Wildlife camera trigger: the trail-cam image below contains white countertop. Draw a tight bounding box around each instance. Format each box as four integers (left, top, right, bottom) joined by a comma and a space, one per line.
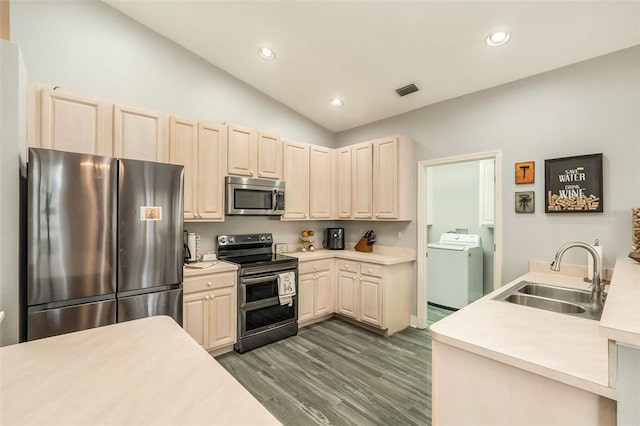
184, 260, 238, 277
0, 316, 280, 425
430, 270, 614, 399
599, 257, 640, 347
285, 245, 416, 265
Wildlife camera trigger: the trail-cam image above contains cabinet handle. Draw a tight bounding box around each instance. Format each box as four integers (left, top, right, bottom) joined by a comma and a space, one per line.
207, 281, 212, 286
368, 268, 372, 273
360, 277, 364, 281
344, 264, 349, 268
251, 170, 254, 175
313, 265, 317, 270
204, 295, 209, 300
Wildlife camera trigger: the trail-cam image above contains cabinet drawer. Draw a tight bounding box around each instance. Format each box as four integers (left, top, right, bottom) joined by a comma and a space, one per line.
299, 259, 333, 275
360, 262, 383, 278
338, 260, 358, 273
184, 272, 236, 294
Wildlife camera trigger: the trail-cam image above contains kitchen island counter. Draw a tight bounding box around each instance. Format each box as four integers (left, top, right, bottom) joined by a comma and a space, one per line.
0, 316, 279, 426
430, 269, 613, 398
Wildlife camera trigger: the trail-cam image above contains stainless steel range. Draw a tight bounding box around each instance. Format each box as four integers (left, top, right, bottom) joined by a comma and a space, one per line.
215, 233, 298, 353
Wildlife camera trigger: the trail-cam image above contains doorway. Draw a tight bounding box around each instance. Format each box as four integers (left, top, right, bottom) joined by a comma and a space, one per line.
415, 151, 502, 329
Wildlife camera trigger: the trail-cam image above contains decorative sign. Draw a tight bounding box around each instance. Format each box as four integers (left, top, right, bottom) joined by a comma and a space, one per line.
545, 153, 603, 213
515, 191, 535, 213
515, 161, 535, 184
140, 206, 162, 221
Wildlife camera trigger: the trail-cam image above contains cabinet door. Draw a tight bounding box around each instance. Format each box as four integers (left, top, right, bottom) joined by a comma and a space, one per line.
479, 159, 495, 226
257, 131, 282, 179
169, 116, 198, 220
207, 287, 236, 350
227, 124, 256, 177
198, 122, 227, 221
337, 271, 358, 319
360, 274, 383, 328
183, 291, 208, 348
336, 147, 352, 219
373, 137, 398, 219
282, 140, 310, 220
114, 104, 168, 162
315, 270, 333, 316
298, 273, 315, 322
39, 87, 112, 156
352, 142, 373, 219
309, 145, 332, 219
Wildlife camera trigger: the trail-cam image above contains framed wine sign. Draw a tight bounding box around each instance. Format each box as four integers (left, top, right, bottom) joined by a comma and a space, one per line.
545, 153, 603, 213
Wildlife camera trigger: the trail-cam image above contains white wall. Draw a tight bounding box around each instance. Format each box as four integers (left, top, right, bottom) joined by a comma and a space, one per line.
0, 41, 27, 346
10, 1, 334, 147
427, 161, 494, 294
336, 46, 640, 284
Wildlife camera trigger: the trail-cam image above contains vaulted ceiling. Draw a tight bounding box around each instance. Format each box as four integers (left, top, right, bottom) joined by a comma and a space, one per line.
104, 1, 640, 132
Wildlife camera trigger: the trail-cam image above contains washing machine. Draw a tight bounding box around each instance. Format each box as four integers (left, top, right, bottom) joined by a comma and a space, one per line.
427, 233, 483, 309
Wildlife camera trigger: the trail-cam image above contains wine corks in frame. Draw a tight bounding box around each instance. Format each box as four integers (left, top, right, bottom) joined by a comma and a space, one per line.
544, 153, 603, 213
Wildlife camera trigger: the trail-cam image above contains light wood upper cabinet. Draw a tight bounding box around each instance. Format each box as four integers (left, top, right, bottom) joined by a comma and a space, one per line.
113, 104, 168, 163
338, 135, 413, 221
373, 137, 399, 219
309, 145, 333, 219
227, 125, 283, 180
170, 115, 226, 221
336, 147, 352, 219
197, 122, 227, 221
352, 142, 373, 219
226, 124, 256, 177
169, 116, 198, 219
38, 87, 113, 156
282, 140, 309, 220
256, 131, 282, 179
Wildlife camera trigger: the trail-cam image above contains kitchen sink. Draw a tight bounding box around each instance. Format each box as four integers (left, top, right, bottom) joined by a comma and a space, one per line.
493, 281, 604, 321
517, 283, 592, 304
503, 294, 585, 314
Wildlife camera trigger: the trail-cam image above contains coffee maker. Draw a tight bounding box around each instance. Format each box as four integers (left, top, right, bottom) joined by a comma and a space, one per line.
325, 228, 345, 250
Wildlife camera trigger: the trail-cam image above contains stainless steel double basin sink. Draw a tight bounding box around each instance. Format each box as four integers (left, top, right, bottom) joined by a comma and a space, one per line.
493, 281, 604, 321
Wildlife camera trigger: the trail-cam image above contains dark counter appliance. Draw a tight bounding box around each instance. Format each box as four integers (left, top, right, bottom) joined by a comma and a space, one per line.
325, 228, 345, 250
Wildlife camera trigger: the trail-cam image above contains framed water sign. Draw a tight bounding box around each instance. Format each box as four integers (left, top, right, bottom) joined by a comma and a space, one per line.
545, 153, 603, 213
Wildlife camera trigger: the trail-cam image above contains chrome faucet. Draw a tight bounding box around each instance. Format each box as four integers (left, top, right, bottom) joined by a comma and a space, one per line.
550, 242, 604, 308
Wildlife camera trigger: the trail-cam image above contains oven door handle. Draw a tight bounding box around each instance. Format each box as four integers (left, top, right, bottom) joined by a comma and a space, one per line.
242, 274, 280, 285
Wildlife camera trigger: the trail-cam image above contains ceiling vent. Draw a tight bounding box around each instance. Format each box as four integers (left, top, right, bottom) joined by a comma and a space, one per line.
395, 83, 419, 97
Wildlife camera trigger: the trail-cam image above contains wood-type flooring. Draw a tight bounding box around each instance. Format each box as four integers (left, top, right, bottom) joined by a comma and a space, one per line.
215, 306, 453, 426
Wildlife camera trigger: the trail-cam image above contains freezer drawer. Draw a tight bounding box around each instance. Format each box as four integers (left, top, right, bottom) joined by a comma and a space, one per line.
117, 288, 183, 325
27, 299, 116, 341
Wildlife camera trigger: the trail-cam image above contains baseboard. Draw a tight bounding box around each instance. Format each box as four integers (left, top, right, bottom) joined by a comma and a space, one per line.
410, 315, 417, 328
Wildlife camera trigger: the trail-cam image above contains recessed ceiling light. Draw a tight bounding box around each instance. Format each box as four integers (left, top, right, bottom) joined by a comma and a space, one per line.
329, 98, 344, 107
486, 31, 510, 47
258, 47, 275, 60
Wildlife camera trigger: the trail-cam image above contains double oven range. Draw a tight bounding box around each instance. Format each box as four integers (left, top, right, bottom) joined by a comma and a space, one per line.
216, 233, 298, 353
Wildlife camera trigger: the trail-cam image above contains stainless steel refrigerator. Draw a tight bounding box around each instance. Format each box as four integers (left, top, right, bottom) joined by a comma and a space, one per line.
26, 148, 184, 341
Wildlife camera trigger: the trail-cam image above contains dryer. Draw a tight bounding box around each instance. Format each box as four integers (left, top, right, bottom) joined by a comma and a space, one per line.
427, 233, 483, 309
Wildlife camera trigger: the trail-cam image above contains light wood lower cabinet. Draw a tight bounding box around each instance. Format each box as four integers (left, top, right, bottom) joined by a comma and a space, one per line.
183, 271, 236, 355
298, 259, 334, 326
336, 259, 411, 335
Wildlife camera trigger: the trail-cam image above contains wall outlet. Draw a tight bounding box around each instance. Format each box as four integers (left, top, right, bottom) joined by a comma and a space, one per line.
397, 231, 404, 240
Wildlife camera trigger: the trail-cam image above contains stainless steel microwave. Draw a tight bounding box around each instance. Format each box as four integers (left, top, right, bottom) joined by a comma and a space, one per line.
225, 176, 285, 216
